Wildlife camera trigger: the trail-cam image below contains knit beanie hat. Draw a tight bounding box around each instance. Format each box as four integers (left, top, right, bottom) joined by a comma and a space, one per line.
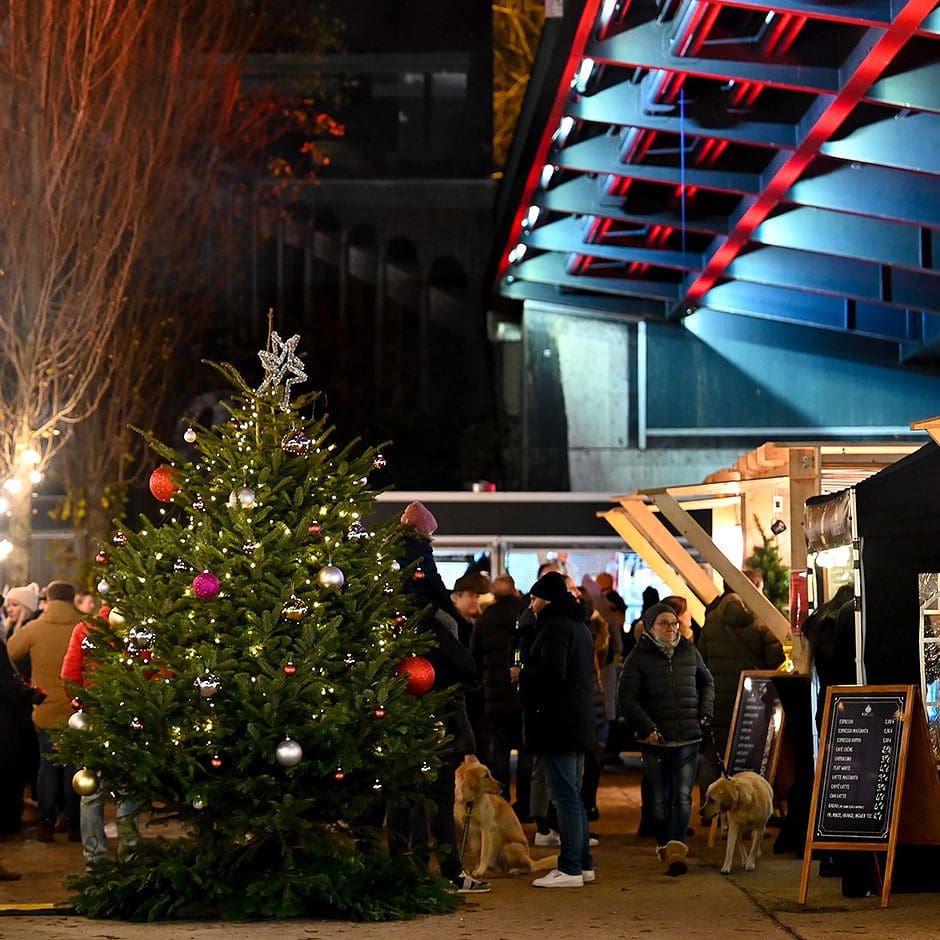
4, 581, 40, 613
529, 570, 570, 604
400, 501, 438, 537
642, 602, 677, 633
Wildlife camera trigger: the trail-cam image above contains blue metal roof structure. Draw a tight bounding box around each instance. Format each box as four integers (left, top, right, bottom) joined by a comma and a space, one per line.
492, 0, 940, 365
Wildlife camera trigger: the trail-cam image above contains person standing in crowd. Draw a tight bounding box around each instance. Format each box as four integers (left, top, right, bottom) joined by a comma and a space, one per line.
590, 573, 625, 724
512, 561, 561, 838
618, 602, 714, 876
577, 589, 610, 824
392, 502, 489, 894
450, 573, 489, 647
662, 595, 700, 644
74, 591, 97, 616
61, 608, 142, 868
469, 573, 526, 807
3, 582, 41, 643
6, 580, 83, 842
629, 585, 661, 650
521, 570, 596, 888
697, 592, 784, 799
0, 641, 41, 842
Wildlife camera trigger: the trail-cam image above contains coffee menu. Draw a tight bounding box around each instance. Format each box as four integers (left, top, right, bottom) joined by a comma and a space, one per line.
727, 674, 783, 777
814, 691, 906, 842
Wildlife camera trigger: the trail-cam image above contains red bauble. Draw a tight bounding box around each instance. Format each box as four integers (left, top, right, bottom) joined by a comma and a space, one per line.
283, 662, 298, 676
396, 656, 435, 696
149, 466, 180, 502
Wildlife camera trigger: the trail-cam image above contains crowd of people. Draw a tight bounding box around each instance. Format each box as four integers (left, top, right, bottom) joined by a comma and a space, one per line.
0, 578, 119, 881
0, 505, 785, 895
394, 501, 786, 892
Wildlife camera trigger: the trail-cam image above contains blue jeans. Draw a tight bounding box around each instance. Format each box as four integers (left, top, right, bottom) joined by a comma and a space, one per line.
541, 751, 592, 876
36, 727, 78, 827
81, 787, 142, 864
641, 743, 700, 845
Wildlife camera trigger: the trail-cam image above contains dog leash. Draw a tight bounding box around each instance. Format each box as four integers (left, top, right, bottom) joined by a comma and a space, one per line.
457, 800, 474, 866
706, 724, 731, 779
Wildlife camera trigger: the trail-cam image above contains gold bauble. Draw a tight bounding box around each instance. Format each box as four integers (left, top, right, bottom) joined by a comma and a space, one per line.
72, 768, 99, 796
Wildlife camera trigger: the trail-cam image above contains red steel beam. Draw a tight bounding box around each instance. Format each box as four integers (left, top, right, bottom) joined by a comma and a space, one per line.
496, 0, 604, 281
685, 0, 937, 307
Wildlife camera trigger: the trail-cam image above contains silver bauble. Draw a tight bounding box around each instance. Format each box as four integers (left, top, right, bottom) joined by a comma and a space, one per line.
129, 716, 144, 733
373, 453, 387, 469
108, 608, 126, 628
281, 429, 311, 457
68, 710, 90, 731
347, 521, 369, 541
192, 798, 206, 810
183, 427, 197, 444
127, 625, 154, 651
229, 486, 256, 510
317, 564, 344, 590
194, 674, 221, 698
275, 738, 303, 767
97, 578, 111, 595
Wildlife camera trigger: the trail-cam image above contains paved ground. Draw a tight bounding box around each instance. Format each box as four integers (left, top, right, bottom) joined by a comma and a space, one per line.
1, 759, 938, 939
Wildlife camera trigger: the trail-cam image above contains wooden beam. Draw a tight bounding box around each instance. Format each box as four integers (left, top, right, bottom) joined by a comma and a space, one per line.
599, 507, 708, 627
649, 491, 792, 644
910, 415, 940, 446
617, 498, 719, 607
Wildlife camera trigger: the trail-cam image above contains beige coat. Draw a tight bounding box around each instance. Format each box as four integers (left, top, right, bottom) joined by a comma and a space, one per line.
6, 599, 83, 729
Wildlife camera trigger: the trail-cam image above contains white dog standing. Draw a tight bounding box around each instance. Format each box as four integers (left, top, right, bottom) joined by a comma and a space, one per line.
700, 771, 774, 874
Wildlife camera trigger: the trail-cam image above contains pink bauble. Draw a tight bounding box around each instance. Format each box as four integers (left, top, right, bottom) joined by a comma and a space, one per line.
192, 571, 221, 600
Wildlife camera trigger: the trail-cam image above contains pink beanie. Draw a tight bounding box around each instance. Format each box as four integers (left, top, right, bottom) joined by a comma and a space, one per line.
401, 501, 438, 537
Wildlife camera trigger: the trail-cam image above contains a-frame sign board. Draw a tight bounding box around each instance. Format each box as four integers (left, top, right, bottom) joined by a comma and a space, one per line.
798, 685, 940, 908
708, 670, 787, 847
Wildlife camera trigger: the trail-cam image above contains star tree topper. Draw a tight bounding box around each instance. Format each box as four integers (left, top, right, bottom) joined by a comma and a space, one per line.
257, 332, 307, 410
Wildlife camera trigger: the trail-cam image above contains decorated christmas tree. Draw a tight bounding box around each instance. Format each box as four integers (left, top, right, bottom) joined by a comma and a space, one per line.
55, 333, 457, 920
746, 516, 790, 614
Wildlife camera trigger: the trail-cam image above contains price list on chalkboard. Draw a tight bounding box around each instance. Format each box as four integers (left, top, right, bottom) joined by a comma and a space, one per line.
815, 692, 906, 842
728, 674, 783, 776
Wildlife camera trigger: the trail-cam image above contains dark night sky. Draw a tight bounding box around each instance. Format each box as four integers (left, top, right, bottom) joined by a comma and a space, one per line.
329, 0, 491, 52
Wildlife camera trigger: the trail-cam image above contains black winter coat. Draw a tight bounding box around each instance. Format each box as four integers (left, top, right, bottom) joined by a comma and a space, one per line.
617, 634, 715, 744
470, 593, 526, 723
522, 592, 597, 754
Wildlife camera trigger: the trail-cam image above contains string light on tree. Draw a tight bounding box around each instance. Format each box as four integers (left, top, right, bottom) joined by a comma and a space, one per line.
51, 336, 454, 921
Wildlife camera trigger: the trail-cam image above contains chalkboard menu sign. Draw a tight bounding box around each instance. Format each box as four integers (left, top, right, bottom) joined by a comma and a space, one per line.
799, 684, 940, 908
814, 691, 904, 842
726, 672, 784, 778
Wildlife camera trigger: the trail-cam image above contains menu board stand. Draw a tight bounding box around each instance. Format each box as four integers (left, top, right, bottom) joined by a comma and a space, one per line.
798, 685, 940, 908
707, 670, 787, 848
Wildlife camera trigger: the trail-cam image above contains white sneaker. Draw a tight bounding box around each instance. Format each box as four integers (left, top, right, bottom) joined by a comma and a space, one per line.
582, 869, 596, 883
534, 829, 561, 847
533, 869, 584, 888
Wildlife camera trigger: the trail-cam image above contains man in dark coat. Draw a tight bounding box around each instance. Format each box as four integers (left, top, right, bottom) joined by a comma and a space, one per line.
522, 571, 596, 888
469, 574, 526, 800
